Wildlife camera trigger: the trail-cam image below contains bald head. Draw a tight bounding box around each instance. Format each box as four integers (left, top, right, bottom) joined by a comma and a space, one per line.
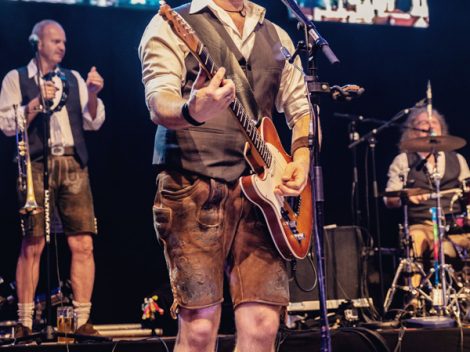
31, 19, 65, 41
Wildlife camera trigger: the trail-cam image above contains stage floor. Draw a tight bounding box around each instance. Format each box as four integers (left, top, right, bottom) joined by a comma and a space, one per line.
1, 327, 469, 351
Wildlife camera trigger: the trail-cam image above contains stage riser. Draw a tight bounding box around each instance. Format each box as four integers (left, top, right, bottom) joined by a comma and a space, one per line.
1, 328, 469, 352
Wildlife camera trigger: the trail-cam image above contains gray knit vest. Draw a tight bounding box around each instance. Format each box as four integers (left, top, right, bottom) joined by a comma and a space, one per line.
152, 4, 284, 182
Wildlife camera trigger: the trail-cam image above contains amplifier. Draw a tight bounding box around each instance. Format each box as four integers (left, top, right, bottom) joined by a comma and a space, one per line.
288, 225, 369, 311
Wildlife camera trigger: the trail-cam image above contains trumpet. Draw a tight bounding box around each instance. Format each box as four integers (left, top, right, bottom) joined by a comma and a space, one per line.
15, 104, 43, 215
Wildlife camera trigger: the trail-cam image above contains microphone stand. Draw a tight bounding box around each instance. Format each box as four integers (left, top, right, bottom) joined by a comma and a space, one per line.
348, 104, 422, 310
280, 1, 339, 350
348, 118, 361, 226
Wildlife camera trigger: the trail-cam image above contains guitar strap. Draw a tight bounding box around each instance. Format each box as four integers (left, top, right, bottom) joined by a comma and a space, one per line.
178, 5, 263, 124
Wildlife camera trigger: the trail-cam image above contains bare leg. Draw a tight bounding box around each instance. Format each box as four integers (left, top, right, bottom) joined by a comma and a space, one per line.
67, 233, 95, 303
174, 304, 221, 352
16, 236, 46, 304
234, 303, 281, 352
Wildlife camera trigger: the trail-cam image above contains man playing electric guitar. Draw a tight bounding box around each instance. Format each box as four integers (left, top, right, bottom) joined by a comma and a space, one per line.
139, 1, 313, 350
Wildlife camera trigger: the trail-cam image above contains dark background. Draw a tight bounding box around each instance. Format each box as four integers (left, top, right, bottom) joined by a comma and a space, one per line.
1, 0, 469, 326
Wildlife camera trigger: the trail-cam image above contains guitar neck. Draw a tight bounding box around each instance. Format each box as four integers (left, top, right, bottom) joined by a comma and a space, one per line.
196, 44, 272, 167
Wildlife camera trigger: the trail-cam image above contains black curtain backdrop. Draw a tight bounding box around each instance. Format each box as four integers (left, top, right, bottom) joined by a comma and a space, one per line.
1, 0, 469, 325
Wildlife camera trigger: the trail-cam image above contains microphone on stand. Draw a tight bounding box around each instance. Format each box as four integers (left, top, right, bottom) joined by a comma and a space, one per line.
426, 80, 435, 136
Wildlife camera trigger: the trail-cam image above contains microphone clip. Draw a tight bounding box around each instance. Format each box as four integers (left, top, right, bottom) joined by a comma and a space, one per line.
288, 40, 307, 64
330, 84, 365, 102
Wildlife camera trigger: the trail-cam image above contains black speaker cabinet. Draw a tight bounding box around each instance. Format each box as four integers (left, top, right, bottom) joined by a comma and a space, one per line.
288, 225, 370, 311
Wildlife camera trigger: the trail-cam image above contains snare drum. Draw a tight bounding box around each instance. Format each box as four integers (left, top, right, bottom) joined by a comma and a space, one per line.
446, 212, 470, 234
461, 178, 470, 212
446, 178, 470, 234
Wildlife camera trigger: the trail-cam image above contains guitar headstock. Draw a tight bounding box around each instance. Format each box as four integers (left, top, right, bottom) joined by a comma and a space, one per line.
159, 1, 200, 54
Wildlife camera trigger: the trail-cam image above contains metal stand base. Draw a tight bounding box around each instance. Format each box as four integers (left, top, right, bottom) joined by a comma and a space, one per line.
403, 316, 456, 328
383, 258, 431, 313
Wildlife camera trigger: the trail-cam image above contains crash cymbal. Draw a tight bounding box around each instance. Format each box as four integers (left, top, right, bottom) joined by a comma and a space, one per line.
400, 135, 466, 152
382, 188, 428, 198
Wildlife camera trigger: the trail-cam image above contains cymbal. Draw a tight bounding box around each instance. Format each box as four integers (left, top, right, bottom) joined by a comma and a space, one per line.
382, 188, 428, 198
400, 135, 466, 152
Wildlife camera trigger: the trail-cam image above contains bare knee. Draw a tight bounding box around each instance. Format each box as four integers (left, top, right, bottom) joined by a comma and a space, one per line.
68, 234, 94, 258
19, 237, 45, 261
235, 303, 280, 344
178, 305, 221, 350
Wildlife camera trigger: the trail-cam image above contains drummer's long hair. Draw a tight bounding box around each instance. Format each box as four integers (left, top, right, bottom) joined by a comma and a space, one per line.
399, 107, 449, 151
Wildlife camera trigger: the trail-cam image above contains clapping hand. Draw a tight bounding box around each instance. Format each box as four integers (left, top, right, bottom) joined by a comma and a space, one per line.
86, 66, 104, 95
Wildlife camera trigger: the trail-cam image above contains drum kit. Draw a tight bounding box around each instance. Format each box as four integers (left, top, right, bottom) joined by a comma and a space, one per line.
383, 134, 470, 326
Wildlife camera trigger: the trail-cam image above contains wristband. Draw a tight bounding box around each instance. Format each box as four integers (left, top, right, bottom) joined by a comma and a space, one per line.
291, 136, 310, 155
181, 102, 204, 126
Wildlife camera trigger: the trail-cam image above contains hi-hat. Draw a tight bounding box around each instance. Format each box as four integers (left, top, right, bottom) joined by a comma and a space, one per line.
382, 188, 428, 198
400, 135, 466, 152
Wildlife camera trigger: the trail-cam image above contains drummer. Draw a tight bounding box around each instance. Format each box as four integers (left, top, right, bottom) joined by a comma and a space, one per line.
384, 107, 470, 284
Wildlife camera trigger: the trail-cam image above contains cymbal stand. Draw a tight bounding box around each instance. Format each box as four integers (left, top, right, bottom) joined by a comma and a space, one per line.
422, 150, 462, 322
383, 192, 431, 314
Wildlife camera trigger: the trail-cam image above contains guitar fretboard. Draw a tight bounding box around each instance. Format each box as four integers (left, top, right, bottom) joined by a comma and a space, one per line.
197, 44, 272, 168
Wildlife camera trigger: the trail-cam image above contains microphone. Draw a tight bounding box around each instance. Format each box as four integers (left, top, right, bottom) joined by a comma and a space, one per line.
415, 159, 427, 172
29, 34, 39, 51
279, 0, 339, 65
426, 80, 435, 135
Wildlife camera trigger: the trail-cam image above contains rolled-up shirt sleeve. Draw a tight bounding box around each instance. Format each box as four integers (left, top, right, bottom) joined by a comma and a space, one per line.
138, 14, 189, 115
0, 69, 26, 137
457, 153, 470, 181
73, 70, 105, 131
273, 25, 311, 129
386, 153, 409, 192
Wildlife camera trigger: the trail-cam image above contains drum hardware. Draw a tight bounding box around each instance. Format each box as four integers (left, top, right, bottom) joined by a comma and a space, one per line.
383, 194, 432, 314
395, 142, 462, 327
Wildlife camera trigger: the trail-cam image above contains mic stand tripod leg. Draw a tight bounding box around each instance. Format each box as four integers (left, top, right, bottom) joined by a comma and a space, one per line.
383, 257, 431, 315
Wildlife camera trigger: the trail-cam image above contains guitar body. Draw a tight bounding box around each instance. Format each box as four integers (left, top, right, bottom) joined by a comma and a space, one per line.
240, 117, 313, 260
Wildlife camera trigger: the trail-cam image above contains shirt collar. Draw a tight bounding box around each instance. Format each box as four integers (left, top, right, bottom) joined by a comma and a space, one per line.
189, 0, 266, 24
26, 59, 60, 79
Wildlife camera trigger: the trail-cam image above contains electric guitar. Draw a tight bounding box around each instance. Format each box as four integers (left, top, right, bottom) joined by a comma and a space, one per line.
159, 1, 313, 260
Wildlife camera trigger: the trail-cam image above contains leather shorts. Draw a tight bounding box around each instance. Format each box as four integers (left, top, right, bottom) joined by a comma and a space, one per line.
19, 156, 97, 237
152, 170, 289, 317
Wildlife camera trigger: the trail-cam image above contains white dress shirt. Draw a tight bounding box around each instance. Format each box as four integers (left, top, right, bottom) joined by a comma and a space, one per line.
0, 59, 105, 147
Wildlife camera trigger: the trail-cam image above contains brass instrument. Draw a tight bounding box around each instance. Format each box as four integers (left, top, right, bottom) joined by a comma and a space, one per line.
15, 104, 43, 215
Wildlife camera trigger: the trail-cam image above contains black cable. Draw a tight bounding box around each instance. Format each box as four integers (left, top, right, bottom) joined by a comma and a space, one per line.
291, 250, 318, 293
365, 145, 372, 235
340, 327, 391, 352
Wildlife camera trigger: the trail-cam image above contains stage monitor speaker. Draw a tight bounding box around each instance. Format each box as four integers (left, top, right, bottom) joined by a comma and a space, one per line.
288, 225, 369, 311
